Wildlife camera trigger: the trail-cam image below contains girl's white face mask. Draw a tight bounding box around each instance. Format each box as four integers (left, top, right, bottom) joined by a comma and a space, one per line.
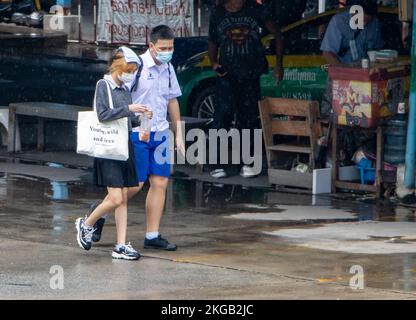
119, 72, 135, 84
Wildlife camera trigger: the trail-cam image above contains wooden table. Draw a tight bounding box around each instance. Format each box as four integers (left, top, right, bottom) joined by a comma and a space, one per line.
331, 122, 384, 198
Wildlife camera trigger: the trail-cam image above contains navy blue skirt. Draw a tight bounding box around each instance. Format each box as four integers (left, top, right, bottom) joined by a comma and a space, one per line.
93, 140, 138, 188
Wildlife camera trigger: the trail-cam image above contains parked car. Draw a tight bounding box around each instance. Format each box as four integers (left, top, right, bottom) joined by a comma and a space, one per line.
171, 36, 208, 69
176, 6, 409, 120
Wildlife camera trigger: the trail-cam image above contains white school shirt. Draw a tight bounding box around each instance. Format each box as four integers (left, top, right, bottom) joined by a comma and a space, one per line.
130, 49, 182, 133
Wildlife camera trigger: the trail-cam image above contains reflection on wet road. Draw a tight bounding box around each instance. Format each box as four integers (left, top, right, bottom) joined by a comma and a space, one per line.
0, 172, 415, 299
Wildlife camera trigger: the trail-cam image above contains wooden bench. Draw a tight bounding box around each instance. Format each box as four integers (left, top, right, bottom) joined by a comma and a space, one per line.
7, 102, 210, 154
7, 102, 91, 152
259, 97, 322, 189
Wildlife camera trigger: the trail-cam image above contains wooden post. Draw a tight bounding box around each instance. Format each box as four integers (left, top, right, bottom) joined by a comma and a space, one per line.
37, 118, 45, 152
376, 126, 384, 198
7, 105, 16, 153
331, 122, 338, 194
195, 181, 203, 209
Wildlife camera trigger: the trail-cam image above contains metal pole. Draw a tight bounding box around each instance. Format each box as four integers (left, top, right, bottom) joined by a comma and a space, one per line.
93, 0, 97, 43
145, 0, 148, 44
318, 0, 326, 13
128, 0, 132, 44
111, 0, 114, 44
78, 0, 82, 42
404, 0, 416, 188
198, 0, 201, 36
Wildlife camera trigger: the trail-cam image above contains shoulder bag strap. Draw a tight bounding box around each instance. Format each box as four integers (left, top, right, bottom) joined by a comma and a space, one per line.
93, 79, 114, 111
103, 79, 114, 109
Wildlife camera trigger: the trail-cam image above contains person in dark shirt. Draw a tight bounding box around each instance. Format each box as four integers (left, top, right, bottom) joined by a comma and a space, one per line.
319, 0, 383, 117
208, 0, 284, 178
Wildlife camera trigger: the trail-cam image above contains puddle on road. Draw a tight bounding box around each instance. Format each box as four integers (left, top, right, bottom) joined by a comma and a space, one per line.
266, 221, 416, 254
227, 206, 358, 222
1, 172, 415, 254
0, 172, 416, 292
0, 170, 416, 244
0, 171, 415, 222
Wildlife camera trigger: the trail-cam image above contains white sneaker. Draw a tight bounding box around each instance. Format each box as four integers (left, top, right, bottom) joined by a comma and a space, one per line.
112, 243, 140, 261
240, 165, 260, 178
210, 169, 227, 179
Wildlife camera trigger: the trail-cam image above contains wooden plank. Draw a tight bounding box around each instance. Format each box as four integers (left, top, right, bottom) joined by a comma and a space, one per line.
334, 181, 377, 193
268, 168, 313, 189
261, 98, 313, 117
269, 144, 311, 154
10, 102, 89, 111
15, 107, 84, 121
271, 120, 310, 136
308, 101, 321, 170
9, 102, 90, 121
259, 100, 274, 167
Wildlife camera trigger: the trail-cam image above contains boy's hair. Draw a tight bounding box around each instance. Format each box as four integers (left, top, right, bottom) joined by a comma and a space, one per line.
150, 25, 175, 44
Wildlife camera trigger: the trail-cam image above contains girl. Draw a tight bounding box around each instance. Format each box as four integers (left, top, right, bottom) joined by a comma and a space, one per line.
75, 47, 151, 260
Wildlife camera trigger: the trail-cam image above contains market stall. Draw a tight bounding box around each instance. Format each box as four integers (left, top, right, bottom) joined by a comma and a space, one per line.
329, 54, 411, 196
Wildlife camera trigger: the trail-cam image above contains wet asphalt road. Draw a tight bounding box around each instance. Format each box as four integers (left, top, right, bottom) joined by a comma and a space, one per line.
0, 164, 416, 300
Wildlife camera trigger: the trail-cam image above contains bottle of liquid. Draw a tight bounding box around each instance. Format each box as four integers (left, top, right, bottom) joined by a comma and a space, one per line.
384, 102, 408, 165
395, 102, 407, 121
139, 114, 151, 142
314, 121, 332, 168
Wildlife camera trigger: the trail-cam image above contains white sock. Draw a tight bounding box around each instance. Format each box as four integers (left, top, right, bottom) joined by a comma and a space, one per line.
83, 221, 94, 230
146, 232, 159, 240
115, 244, 125, 250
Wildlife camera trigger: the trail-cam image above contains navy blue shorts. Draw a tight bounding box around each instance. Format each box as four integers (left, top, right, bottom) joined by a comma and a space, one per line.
130, 130, 171, 183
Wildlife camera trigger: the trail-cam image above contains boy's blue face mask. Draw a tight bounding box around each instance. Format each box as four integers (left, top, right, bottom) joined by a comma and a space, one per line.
155, 50, 173, 64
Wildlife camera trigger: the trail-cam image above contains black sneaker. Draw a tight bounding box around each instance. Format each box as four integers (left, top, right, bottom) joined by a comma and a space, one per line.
112, 243, 141, 260
93, 218, 106, 242
75, 217, 95, 251
88, 201, 106, 243
144, 235, 178, 251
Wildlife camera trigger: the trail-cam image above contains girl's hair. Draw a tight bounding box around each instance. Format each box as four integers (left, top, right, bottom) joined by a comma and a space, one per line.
107, 50, 138, 74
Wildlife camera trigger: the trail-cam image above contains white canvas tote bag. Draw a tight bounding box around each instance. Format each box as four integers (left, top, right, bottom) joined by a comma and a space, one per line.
76, 80, 129, 161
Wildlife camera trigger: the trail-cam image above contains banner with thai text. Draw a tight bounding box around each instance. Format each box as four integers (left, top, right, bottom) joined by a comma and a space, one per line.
97, 0, 193, 44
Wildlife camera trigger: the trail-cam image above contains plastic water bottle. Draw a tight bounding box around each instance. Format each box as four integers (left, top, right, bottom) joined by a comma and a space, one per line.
139, 114, 151, 142
395, 102, 407, 121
